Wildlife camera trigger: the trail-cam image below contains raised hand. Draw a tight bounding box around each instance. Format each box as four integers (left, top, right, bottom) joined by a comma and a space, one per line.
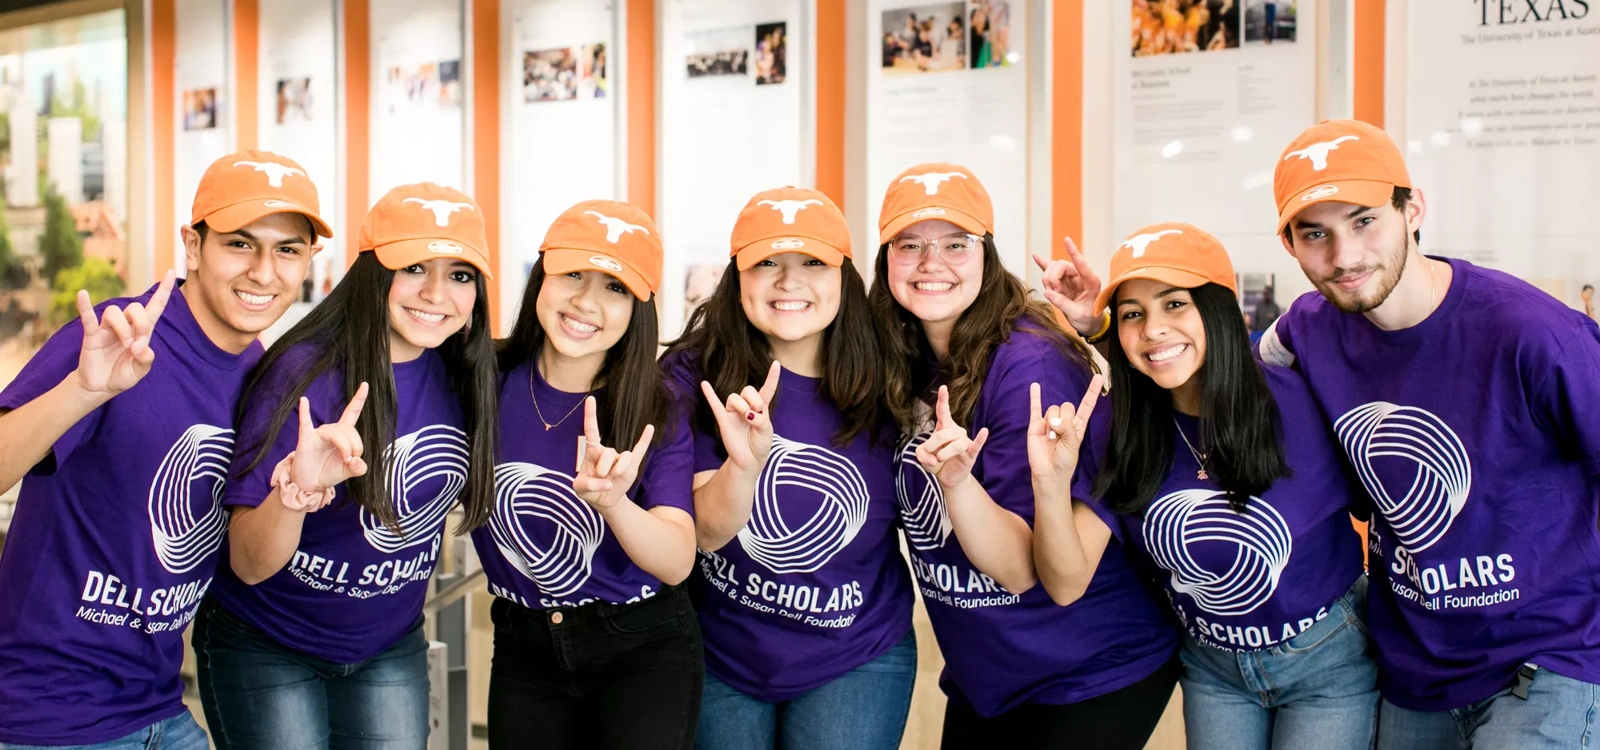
1027, 376, 1102, 481
699, 361, 780, 471
574, 396, 655, 510
916, 386, 990, 490
288, 382, 370, 502
74, 270, 177, 397
1032, 237, 1106, 337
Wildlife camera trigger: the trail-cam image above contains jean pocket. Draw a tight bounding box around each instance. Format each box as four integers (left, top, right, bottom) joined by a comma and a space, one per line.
1280, 605, 1357, 655
604, 594, 690, 636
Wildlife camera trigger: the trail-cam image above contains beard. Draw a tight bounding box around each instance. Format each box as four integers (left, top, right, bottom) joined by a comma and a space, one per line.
1313, 229, 1410, 314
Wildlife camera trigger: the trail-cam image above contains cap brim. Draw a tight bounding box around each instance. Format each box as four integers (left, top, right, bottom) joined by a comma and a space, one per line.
1276, 179, 1396, 234
1094, 267, 1216, 315
202, 198, 334, 239
879, 207, 988, 246
542, 247, 652, 301
734, 238, 846, 271
373, 238, 495, 280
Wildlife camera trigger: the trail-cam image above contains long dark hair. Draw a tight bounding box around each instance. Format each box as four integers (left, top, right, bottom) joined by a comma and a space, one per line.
663, 258, 884, 447
869, 233, 1094, 434
1093, 282, 1290, 514
235, 252, 499, 533
497, 258, 670, 452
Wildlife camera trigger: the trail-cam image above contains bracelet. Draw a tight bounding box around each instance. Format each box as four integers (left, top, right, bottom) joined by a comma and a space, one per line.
1084, 311, 1113, 344
271, 451, 337, 512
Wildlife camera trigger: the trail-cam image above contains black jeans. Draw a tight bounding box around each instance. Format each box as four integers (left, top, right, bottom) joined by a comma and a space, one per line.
939, 657, 1180, 750
487, 585, 704, 750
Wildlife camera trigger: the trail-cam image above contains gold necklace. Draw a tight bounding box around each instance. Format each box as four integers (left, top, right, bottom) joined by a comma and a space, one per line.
529, 363, 589, 431
1174, 418, 1209, 480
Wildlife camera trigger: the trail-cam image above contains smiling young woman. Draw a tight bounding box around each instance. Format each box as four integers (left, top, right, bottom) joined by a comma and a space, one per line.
193, 182, 499, 750
472, 200, 702, 750
868, 163, 1179, 749
1030, 222, 1377, 750
661, 187, 915, 750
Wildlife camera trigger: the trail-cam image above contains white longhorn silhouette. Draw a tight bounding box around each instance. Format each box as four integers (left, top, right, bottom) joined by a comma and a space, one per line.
1283, 136, 1359, 171
584, 210, 649, 243
404, 198, 475, 227
1120, 229, 1183, 258
758, 199, 823, 224
899, 172, 967, 196
233, 161, 303, 188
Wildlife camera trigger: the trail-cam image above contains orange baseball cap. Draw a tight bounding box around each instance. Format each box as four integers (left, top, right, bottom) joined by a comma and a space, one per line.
358, 183, 494, 279
877, 162, 994, 245
1274, 119, 1412, 233
539, 200, 663, 301
730, 187, 851, 271
191, 150, 332, 238
1093, 222, 1238, 314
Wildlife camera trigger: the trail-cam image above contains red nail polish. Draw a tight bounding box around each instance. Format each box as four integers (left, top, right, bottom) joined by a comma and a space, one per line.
746, 412, 756, 421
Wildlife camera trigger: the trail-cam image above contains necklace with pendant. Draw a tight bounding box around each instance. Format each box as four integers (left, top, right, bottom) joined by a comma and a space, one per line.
1174, 418, 1210, 480
529, 363, 589, 431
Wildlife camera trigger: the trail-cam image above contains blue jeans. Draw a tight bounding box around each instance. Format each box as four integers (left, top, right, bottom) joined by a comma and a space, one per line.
0, 714, 208, 750
191, 599, 431, 750
696, 630, 917, 750
1376, 668, 1600, 750
1179, 577, 1379, 750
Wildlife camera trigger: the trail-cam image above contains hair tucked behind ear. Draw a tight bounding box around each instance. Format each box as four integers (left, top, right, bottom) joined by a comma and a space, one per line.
868, 233, 1094, 435
663, 259, 886, 447
497, 258, 671, 452
1092, 283, 1290, 514
235, 252, 499, 535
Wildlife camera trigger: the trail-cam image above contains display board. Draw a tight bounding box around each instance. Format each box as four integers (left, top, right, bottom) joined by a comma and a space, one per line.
1405, 0, 1600, 310
1112, 0, 1318, 322
501, 0, 620, 331
865, 0, 1029, 274
370, 0, 467, 201
659, 0, 808, 335
173, 0, 230, 274
257, 0, 340, 344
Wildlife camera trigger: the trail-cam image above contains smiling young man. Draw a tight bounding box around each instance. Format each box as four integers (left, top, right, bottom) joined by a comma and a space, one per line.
1259, 119, 1600, 749
0, 150, 330, 749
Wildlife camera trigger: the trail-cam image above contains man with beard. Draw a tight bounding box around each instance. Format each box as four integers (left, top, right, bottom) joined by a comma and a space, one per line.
1260, 119, 1600, 750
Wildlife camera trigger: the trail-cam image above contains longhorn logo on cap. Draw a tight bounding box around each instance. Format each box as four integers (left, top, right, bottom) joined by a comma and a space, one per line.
234, 161, 304, 188
899, 172, 967, 195
405, 198, 475, 227
758, 199, 822, 224
583, 211, 650, 243
1283, 136, 1360, 171
1120, 229, 1183, 258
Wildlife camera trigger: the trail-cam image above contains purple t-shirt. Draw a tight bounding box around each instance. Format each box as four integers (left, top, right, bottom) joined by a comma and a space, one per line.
896, 325, 1177, 718
663, 353, 915, 702
471, 360, 695, 609
1077, 364, 1366, 652
210, 346, 466, 664
0, 283, 262, 745
1260, 257, 1600, 710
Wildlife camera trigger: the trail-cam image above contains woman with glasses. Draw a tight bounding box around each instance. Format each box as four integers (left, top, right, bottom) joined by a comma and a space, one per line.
870, 163, 1180, 749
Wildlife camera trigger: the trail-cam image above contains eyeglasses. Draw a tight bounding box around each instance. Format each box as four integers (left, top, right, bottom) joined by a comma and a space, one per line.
888, 233, 980, 265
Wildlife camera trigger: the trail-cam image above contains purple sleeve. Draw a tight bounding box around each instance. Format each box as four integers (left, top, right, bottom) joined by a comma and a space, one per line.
0, 319, 102, 471
636, 407, 696, 515
1258, 295, 1302, 367
223, 359, 338, 508
974, 340, 1090, 526
1071, 407, 1125, 543
660, 350, 723, 474
1530, 318, 1600, 477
